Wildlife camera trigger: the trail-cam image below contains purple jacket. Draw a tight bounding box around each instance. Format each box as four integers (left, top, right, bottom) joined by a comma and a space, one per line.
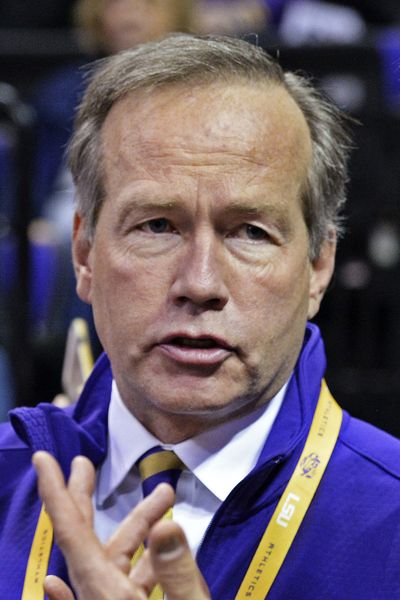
1, 324, 400, 598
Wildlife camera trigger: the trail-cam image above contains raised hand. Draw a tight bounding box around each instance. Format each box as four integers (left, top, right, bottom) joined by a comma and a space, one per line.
33, 452, 210, 600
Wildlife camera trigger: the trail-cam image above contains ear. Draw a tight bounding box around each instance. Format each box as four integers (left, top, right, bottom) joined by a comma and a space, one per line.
308, 232, 336, 320
72, 212, 93, 304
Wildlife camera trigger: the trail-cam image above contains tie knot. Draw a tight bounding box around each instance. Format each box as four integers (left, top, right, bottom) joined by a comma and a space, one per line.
137, 446, 185, 498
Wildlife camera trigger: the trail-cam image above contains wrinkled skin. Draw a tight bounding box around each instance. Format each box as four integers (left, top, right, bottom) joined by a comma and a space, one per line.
73, 81, 335, 443
34, 452, 210, 600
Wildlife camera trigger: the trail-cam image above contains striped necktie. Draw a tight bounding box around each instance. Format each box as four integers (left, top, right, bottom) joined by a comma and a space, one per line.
137, 446, 185, 500
132, 447, 185, 600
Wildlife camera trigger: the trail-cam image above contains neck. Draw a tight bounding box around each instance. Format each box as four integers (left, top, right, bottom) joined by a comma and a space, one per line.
122, 393, 278, 444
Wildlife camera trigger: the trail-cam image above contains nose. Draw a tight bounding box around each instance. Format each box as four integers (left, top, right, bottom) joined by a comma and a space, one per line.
170, 232, 229, 311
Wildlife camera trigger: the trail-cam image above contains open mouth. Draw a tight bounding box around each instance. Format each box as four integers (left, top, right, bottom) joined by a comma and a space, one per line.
169, 337, 222, 349
157, 335, 232, 365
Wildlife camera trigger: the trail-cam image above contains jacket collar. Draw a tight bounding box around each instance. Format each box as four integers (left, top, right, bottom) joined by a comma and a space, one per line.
206, 323, 327, 521
9, 324, 326, 481
255, 322, 327, 469
10, 353, 112, 476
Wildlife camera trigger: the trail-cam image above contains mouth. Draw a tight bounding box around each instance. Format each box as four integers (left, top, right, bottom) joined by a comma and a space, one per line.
156, 334, 233, 366
168, 336, 228, 349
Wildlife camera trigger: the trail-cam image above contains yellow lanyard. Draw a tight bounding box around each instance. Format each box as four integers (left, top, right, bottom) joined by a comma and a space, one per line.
130, 508, 174, 600
235, 380, 342, 599
21, 504, 53, 600
22, 381, 341, 600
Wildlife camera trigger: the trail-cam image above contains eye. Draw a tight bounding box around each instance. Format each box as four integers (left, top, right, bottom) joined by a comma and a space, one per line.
242, 224, 269, 241
141, 218, 174, 234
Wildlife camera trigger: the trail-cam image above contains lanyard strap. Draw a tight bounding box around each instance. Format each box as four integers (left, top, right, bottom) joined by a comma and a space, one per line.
130, 508, 174, 600
21, 504, 53, 600
235, 380, 342, 599
22, 381, 341, 600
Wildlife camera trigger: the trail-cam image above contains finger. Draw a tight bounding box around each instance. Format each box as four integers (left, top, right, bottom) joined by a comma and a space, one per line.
33, 452, 86, 539
33, 453, 151, 600
106, 483, 174, 572
149, 521, 210, 600
52, 394, 72, 408
129, 548, 157, 595
44, 575, 75, 600
68, 456, 96, 523
33, 451, 69, 512
33, 452, 99, 557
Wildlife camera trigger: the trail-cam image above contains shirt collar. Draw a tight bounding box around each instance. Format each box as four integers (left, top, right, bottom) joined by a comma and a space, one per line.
173, 384, 286, 500
96, 381, 159, 504
97, 379, 287, 505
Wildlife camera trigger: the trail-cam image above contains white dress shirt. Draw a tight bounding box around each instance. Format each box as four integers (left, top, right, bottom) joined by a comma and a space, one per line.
94, 380, 287, 556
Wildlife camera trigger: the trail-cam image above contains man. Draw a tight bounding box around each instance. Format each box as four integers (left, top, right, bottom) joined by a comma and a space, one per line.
1, 34, 400, 599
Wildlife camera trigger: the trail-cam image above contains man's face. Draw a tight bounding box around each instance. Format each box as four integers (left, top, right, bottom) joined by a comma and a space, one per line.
73, 81, 335, 441
101, 0, 184, 53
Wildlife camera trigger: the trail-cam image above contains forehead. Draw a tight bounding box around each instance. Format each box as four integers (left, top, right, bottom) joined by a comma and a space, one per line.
101, 80, 312, 189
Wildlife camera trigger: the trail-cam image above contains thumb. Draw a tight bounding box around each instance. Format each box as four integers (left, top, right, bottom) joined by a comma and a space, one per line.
149, 521, 210, 600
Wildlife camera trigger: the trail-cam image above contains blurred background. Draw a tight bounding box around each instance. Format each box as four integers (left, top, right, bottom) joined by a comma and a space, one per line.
1, 0, 400, 434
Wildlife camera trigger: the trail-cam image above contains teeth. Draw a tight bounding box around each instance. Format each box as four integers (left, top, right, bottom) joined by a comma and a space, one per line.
174, 337, 217, 349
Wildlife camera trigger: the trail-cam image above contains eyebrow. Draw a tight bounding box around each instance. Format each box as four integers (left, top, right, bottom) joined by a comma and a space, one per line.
116, 197, 178, 225
219, 200, 294, 232
120, 197, 283, 213
116, 196, 294, 236
221, 200, 284, 216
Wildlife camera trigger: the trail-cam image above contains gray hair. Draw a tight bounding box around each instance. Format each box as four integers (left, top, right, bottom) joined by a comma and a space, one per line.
68, 34, 352, 259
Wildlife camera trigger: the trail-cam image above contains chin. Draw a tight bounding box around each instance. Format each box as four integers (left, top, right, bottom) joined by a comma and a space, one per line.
152, 389, 256, 421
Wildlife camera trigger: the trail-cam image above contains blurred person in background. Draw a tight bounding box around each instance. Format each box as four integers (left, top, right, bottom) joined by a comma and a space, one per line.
33, 0, 194, 217
29, 0, 194, 405
76, 0, 195, 54
190, 0, 378, 46
193, 0, 269, 36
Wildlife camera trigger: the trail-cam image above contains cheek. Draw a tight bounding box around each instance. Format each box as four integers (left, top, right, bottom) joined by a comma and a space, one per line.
233, 256, 311, 336
92, 246, 173, 319
241, 253, 309, 301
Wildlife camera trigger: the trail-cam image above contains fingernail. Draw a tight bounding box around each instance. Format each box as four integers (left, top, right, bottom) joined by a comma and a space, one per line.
155, 536, 183, 559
